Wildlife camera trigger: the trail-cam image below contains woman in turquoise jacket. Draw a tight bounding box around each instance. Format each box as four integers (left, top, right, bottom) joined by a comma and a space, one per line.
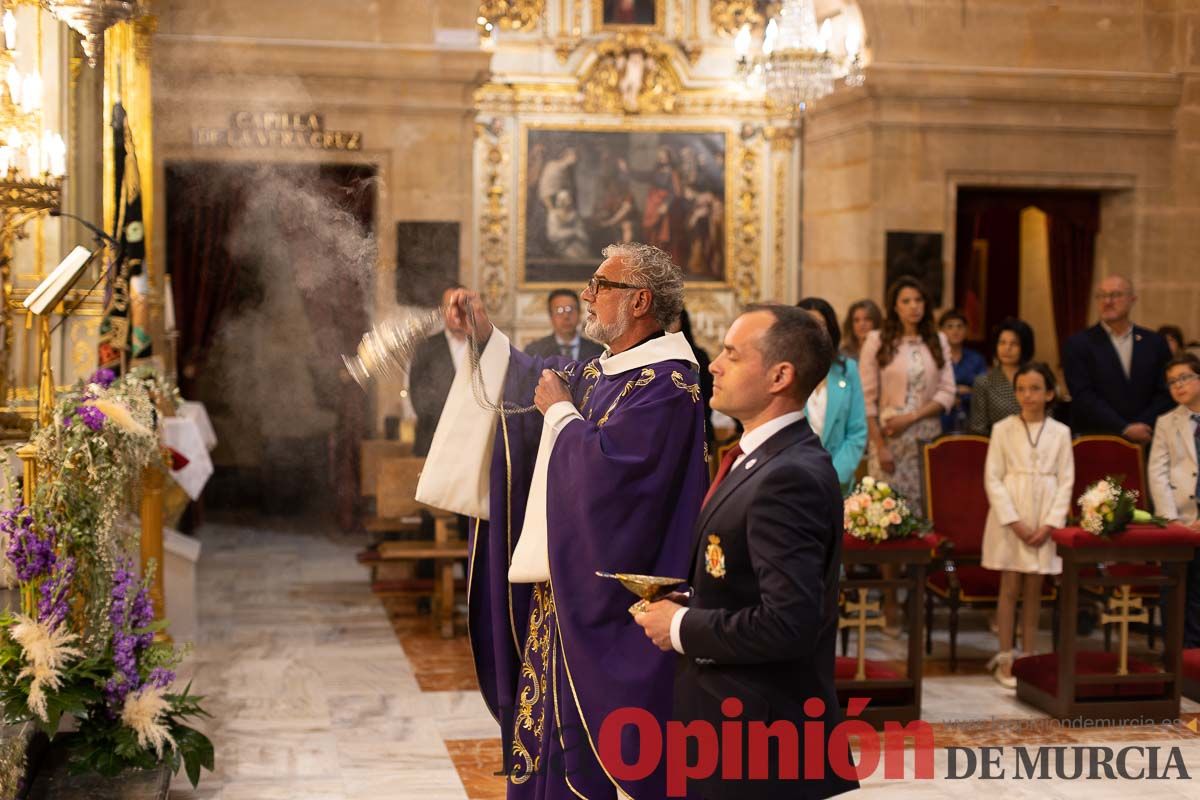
798, 297, 869, 493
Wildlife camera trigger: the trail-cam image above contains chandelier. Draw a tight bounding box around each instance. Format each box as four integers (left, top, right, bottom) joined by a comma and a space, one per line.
1, 2, 65, 215
735, 0, 865, 118
39, 0, 141, 67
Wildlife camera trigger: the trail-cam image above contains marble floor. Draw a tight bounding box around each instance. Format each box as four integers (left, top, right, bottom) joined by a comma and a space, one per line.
169, 517, 1200, 799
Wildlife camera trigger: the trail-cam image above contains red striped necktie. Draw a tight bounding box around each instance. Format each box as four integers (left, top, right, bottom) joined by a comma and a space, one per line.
702, 443, 743, 508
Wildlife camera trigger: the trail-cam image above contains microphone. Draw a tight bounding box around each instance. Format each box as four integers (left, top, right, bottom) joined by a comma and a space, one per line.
48, 209, 117, 246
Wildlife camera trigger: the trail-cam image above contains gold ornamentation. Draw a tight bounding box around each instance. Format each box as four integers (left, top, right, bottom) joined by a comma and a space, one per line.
479, 0, 545, 32
580, 361, 602, 415
475, 81, 767, 118
671, 370, 700, 403
596, 367, 655, 427
705, 534, 726, 578
773, 155, 787, 299
838, 588, 885, 680
731, 140, 761, 305
592, 0, 665, 34
1100, 585, 1149, 676
511, 581, 555, 784
477, 120, 510, 315
710, 0, 775, 37
580, 33, 682, 115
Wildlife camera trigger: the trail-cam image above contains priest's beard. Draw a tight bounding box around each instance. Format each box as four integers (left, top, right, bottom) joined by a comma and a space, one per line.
583, 296, 633, 345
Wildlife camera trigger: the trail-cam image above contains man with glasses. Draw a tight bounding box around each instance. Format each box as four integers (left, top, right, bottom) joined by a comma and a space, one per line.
1063, 274, 1172, 441
416, 242, 708, 800
524, 288, 605, 361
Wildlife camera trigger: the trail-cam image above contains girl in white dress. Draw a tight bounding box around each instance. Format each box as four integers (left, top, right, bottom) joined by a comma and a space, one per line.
980, 362, 1074, 688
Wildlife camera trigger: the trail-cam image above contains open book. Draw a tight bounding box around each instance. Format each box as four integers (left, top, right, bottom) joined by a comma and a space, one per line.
22, 245, 96, 316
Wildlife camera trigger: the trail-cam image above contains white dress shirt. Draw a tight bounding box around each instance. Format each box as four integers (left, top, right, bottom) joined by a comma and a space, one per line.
1101, 320, 1134, 379
669, 410, 807, 654
554, 333, 582, 361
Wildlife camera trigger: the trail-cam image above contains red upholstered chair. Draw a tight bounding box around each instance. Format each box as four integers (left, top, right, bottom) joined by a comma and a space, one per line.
922, 435, 1055, 671
1071, 435, 1147, 504
1071, 436, 1161, 649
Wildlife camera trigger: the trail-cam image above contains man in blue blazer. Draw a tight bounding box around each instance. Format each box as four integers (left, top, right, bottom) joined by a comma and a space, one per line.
636, 305, 858, 799
1063, 275, 1172, 442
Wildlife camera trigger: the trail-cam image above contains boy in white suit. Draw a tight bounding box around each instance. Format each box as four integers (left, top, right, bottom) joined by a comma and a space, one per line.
1149, 352, 1200, 646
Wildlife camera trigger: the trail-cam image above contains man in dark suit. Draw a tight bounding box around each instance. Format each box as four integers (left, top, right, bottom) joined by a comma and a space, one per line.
409, 284, 466, 457
523, 288, 605, 362
1063, 274, 1173, 442
635, 304, 858, 799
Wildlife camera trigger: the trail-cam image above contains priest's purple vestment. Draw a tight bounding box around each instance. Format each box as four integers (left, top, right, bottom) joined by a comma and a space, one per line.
416, 328, 708, 799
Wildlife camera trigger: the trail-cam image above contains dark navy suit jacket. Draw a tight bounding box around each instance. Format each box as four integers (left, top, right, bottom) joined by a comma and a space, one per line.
1063, 323, 1172, 436
674, 419, 859, 800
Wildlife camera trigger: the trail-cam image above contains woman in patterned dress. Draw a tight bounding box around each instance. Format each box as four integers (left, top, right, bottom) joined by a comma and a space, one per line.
860, 278, 956, 631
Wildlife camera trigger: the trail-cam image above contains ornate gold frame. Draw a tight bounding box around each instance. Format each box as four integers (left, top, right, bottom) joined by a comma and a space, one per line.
592, 0, 666, 35
515, 120, 736, 290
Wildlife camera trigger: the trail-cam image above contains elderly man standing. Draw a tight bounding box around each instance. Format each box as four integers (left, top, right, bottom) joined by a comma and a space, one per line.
1063, 274, 1172, 441
416, 243, 708, 800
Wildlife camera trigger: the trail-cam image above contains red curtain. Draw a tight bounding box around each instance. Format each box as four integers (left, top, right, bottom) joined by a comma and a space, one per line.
954, 189, 1099, 361
1046, 200, 1100, 361
166, 166, 244, 400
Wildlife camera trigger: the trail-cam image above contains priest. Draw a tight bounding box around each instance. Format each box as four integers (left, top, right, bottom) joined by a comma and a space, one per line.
416, 243, 708, 799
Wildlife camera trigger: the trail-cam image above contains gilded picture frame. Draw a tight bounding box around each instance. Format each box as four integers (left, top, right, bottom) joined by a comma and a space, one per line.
518, 122, 733, 289
593, 0, 666, 34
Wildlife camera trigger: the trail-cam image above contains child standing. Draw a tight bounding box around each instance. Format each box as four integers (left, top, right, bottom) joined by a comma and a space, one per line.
981, 362, 1074, 688
1148, 352, 1200, 647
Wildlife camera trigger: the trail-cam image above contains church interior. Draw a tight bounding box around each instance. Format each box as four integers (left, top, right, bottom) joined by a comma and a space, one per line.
1, 0, 1200, 798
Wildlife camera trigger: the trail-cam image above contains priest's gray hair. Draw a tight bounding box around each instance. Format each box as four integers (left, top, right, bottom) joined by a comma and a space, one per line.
602, 242, 685, 329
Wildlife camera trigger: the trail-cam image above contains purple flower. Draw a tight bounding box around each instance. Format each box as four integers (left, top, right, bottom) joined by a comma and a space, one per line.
89, 368, 117, 388
147, 667, 175, 689
3, 507, 56, 583
37, 556, 75, 630
76, 405, 106, 431
106, 559, 159, 711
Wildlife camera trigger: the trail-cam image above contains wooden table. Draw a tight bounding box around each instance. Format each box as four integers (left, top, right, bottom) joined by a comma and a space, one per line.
1013, 524, 1200, 722
837, 532, 939, 726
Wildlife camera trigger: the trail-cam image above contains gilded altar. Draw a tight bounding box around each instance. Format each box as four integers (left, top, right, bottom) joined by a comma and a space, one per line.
471, 0, 801, 356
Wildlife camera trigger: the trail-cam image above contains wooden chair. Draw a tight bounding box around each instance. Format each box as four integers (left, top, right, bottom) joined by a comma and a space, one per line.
922, 435, 1056, 670
356, 455, 468, 637
1071, 435, 1161, 649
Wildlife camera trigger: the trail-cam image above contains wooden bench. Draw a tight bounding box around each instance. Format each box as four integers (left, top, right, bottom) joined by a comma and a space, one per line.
357, 453, 467, 638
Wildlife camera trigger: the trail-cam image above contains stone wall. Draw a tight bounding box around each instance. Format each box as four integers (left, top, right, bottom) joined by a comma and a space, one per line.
805, 0, 1200, 344
151, 0, 490, 430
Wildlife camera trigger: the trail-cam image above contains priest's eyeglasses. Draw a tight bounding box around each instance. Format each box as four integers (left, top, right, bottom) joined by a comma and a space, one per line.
585, 276, 641, 295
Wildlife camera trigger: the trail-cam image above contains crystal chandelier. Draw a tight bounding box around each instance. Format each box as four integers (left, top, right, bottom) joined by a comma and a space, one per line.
735, 0, 865, 117
39, 0, 141, 67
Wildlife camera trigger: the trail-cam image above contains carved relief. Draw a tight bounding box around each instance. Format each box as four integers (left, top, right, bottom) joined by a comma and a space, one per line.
479, 0, 546, 31
710, 0, 777, 37
731, 136, 762, 306
476, 119, 511, 315
580, 34, 682, 115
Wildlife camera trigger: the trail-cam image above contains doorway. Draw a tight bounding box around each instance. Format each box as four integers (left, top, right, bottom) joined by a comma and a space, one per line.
954, 188, 1100, 367
164, 161, 377, 528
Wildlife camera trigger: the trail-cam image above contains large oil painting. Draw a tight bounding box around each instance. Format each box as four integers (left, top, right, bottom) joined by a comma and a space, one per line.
520, 125, 729, 286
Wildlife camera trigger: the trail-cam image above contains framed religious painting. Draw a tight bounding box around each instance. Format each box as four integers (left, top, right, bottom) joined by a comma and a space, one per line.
594, 0, 665, 34
518, 124, 732, 288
